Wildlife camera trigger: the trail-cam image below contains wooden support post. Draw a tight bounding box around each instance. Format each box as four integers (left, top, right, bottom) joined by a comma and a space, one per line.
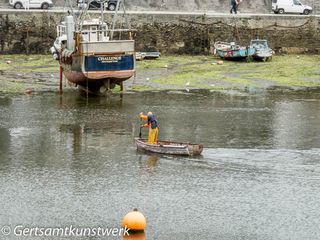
26, 29, 29, 55
59, 65, 63, 94
120, 82, 124, 92
120, 82, 124, 99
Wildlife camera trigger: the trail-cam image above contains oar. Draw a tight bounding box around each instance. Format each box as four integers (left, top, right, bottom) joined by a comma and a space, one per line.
139, 126, 142, 139
139, 113, 143, 139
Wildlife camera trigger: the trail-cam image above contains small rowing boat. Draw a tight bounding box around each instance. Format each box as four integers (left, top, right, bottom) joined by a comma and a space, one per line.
134, 138, 203, 156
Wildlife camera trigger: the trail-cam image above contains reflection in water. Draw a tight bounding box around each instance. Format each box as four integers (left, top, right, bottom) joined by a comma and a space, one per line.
58, 92, 124, 109
0, 91, 320, 240
0, 128, 10, 168
59, 124, 83, 154
0, 96, 12, 107
0, 97, 12, 163
123, 232, 145, 240
146, 155, 158, 170
138, 154, 159, 173
272, 101, 320, 148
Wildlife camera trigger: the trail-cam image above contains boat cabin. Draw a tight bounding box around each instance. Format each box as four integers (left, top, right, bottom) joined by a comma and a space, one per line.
56, 18, 109, 44
250, 40, 269, 49
80, 19, 109, 42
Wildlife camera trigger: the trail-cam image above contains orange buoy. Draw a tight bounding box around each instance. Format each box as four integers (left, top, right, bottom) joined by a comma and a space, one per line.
122, 208, 146, 232
123, 232, 146, 240
216, 60, 224, 65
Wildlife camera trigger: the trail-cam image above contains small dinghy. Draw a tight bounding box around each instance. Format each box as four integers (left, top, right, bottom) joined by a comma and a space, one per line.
250, 39, 273, 61
134, 138, 203, 156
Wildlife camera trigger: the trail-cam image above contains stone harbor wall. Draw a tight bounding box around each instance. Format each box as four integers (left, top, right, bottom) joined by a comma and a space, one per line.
125, 0, 320, 14
0, 11, 319, 54
130, 14, 320, 54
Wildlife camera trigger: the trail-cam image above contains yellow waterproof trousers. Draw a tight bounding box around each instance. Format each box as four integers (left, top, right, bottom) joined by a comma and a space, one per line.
148, 127, 158, 144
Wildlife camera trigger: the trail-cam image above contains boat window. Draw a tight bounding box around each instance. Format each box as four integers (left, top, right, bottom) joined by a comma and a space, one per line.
57, 25, 66, 37
103, 26, 108, 38
272, 0, 277, 3
252, 41, 267, 48
81, 32, 89, 42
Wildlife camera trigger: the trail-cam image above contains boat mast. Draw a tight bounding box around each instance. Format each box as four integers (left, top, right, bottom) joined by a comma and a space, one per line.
110, 0, 120, 40
110, 0, 131, 40
100, 0, 104, 38
66, 0, 74, 18
100, 0, 104, 24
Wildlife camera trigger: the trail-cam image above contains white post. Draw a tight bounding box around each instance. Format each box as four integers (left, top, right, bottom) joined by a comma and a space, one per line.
65, 16, 75, 50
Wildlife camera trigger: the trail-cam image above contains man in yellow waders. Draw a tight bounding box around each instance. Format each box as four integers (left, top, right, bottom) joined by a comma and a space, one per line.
139, 112, 159, 145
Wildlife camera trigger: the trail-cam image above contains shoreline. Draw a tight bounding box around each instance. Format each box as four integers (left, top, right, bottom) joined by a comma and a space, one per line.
0, 54, 319, 95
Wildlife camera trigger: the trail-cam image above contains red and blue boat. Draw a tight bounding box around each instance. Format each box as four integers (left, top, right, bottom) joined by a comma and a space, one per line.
50, 4, 135, 94
214, 41, 256, 60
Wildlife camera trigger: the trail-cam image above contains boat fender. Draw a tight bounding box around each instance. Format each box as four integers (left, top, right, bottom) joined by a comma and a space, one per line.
49, 46, 56, 54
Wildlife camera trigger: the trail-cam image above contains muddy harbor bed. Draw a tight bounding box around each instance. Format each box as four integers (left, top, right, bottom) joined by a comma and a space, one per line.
0, 54, 319, 94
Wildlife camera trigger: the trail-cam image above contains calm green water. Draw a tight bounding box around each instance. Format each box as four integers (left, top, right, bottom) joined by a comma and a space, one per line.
0, 91, 320, 240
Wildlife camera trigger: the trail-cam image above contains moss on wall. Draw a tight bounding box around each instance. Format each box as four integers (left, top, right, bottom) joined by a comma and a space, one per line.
0, 12, 319, 54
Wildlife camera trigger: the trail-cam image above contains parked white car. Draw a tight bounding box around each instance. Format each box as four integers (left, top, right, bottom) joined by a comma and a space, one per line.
272, 0, 312, 15
9, 0, 53, 9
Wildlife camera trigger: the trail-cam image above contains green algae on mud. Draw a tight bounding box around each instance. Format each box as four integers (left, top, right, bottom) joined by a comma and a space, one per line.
0, 54, 319, 93
0, 55, 59, 73
146, 55, 320, 90
0, 80, 44, 94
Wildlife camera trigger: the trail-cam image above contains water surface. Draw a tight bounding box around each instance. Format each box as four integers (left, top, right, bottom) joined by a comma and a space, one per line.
0, 91, 320, 240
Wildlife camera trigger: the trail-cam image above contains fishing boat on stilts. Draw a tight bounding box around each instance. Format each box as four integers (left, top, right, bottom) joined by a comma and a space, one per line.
50, 0, 135, 94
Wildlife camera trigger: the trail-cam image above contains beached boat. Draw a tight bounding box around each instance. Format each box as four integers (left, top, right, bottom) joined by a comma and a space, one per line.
136, 52, 161, 60
50, 1, 135, 94
214, 41, 256, 60
250, 39, 273, 61
134, 138, 203, 156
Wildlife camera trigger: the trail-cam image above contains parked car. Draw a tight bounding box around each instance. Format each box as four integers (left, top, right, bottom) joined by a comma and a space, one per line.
9, 0, 53, 9
272, 0, 312, 15
78, 0, 118, 11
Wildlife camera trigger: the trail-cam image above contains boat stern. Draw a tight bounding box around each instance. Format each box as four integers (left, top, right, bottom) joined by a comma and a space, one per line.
81, 40, 136, 81
188, 144, 203, 156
